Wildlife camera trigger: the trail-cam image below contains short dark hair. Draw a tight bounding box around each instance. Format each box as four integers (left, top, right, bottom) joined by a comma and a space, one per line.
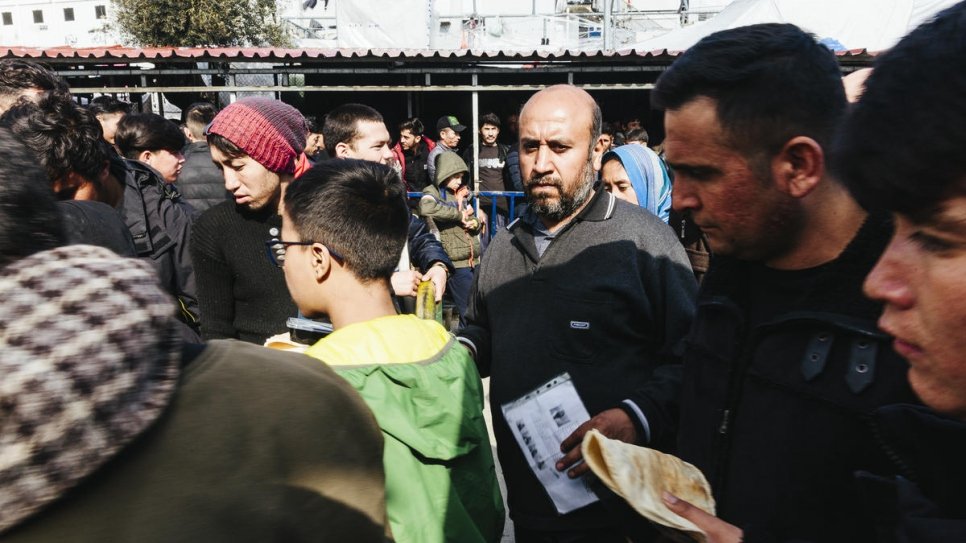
398, 117, 424, 135
87, 95, 130, 117
207, 132, 247, 160
480, 112, 501, 129
601, 122, 617, 137
834, 4, 966, 222
0, 59, 69, 103
115, 113, 186, 160
303, 115, 322, 134
322, 104, 384, 157
284, 159, 409, 283
0, 127, 65, 268
652, 23, 846, 161
0, 93, 109, 189
625, 127, 649, 144
181, 101, 217, 140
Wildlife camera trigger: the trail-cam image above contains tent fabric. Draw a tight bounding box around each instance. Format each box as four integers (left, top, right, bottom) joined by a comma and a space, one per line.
633, 0, 961, 52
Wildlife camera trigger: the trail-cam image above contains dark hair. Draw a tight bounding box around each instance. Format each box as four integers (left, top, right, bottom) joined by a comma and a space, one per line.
0, 128, 65, 267
284, 159, 409, 283
625, 127, 649, 144
303, 115, 322, 134
207, 132, 247, 159
87, 95, 130, 117
322, 103, 384, 157
0, 59, 69, 104
115, 113, 186, 160
480, 112, 501, 129
0, 93, 109, 189
652, 23, 846, 161
834, 4, 966, 222
601, 122, 617, 137
181, 102, 217, 140
398, 117, 424, 135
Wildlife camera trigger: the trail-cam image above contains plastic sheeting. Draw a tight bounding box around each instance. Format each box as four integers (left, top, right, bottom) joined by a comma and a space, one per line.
336, 0, 431, 48
631, 0, 961, 52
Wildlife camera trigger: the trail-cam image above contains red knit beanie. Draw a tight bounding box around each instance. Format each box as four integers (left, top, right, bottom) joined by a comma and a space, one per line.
206, 97, 308, 174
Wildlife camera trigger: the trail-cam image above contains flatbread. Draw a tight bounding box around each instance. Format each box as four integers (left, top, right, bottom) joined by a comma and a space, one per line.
582, 429, 715, 542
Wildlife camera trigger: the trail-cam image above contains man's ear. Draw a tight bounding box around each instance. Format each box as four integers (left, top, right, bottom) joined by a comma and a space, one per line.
334, 141, 352, 159
772, 136, 825, 199
138, 149, 153, 164
311, 243, 335, 283
52, 171, 88, 198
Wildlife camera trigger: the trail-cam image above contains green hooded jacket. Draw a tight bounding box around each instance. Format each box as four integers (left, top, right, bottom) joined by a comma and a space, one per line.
305, 315, 504, 543
419, 151, 483, 268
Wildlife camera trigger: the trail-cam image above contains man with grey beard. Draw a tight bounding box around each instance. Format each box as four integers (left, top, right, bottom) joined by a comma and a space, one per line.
458, 85, 697, 541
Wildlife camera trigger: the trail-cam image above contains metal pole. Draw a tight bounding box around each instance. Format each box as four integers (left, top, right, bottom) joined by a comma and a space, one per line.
229, 73, 237, 104
603, 0, 612, 51
407, 74, 414, 117
471, 73, 480, 203
140, 75, 148, 113
428, 0, 437, 49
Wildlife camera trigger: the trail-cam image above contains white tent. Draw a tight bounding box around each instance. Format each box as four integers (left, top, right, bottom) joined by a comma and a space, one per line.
632, 0, 960, 52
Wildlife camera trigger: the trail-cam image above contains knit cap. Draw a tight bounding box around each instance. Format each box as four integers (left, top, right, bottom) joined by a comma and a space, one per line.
206, 97, 308, 174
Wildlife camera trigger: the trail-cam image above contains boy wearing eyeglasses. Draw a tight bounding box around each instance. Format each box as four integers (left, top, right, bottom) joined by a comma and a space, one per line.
278, 158, 504, 543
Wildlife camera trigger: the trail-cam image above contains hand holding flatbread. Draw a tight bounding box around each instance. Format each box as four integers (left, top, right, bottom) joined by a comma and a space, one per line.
581, 429, 717, 542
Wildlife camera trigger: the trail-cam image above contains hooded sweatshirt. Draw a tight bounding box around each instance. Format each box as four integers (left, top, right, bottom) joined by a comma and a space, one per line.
305, 314, 505, 543
418, 151, 483, 268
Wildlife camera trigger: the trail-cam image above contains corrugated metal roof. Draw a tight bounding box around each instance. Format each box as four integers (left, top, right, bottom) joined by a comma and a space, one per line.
0, 45, 670, 60
0, 44, 877, 61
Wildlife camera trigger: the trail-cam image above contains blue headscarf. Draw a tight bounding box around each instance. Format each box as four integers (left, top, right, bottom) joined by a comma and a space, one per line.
602, 144, 672, 223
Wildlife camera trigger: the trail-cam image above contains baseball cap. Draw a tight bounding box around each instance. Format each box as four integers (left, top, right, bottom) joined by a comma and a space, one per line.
436, 115, 466, 133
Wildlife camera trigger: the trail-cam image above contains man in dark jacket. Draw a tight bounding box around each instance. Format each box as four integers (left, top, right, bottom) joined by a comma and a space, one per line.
651, 23, 918, 543
178, 101, 228, 213
462, 112, 522, 236
1, 94, 201, 334
459, 84, 697, 541
391, 117, 435, 192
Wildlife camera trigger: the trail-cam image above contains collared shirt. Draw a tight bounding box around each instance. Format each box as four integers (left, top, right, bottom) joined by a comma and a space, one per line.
522, 211, 556, 258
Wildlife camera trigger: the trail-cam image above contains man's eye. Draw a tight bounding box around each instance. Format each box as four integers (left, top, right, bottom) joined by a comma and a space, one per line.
911, 231, 956, 253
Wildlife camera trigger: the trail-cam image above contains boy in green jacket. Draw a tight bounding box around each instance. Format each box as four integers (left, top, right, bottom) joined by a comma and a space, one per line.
278, 158, 505, 543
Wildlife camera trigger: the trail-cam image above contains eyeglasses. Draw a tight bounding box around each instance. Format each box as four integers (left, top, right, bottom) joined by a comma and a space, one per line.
265, 239, 343, 268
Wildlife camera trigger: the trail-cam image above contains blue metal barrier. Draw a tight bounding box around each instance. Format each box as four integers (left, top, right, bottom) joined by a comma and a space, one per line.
408, 191, 526, 235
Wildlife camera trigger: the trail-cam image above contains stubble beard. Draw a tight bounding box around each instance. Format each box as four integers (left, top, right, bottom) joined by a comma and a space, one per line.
525, 158, 595, 222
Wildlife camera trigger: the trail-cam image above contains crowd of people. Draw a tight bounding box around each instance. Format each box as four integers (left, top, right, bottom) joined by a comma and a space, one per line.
1, 2, 965, 542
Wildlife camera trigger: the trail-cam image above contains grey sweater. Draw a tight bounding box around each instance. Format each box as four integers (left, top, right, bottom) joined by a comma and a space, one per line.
459, 188, 697, 531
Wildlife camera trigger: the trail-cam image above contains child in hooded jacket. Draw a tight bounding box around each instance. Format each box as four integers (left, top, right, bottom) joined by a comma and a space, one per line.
418, 151, 484, 324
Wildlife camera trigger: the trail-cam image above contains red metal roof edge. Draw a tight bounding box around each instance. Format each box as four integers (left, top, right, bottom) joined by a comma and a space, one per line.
0, 45, 878, 61
0, 45, 692, 60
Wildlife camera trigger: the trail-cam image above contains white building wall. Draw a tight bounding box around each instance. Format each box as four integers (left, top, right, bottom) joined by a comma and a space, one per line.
0, 0, 120, 47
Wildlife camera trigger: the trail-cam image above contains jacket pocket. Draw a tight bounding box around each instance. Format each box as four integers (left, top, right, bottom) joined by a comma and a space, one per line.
545, 289, 616, 364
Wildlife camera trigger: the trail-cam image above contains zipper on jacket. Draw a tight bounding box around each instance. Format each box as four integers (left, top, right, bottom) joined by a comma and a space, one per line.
869, 413, 918, 484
